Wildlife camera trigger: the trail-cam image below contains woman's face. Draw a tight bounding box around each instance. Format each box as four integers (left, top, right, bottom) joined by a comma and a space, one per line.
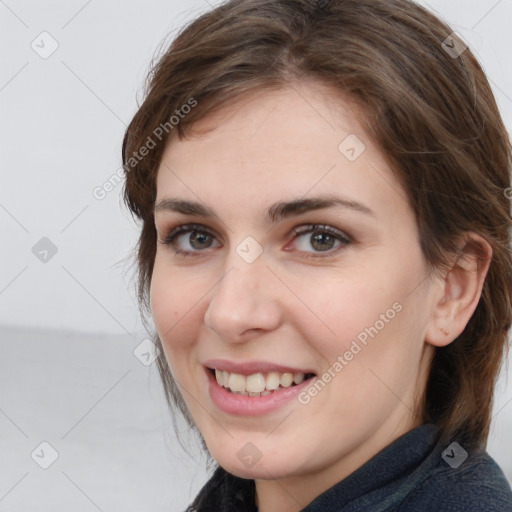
151, 82, 439, 490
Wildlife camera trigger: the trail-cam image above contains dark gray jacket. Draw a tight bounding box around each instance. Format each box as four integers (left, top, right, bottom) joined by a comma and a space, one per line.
188, 424, 512, 511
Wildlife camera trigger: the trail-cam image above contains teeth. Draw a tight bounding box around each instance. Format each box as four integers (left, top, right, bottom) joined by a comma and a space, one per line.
266, 372, 281, 390
213, 369, 309, 394
280, 373, 293, 387
293, 372, 304, 384
246, 373, 266, 393
228, 373, 246, 392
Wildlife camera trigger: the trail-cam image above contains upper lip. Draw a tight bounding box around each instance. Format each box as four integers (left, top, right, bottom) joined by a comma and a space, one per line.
203, 358, 316, 376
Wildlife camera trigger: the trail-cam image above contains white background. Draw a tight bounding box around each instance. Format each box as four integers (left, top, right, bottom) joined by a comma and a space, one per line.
1, 0, 511, 510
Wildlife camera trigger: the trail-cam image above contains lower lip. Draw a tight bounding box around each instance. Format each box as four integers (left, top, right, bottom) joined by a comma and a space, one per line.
206, 368, 314, 416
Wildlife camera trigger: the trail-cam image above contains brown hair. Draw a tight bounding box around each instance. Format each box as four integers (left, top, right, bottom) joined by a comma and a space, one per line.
122, 0, 512, 451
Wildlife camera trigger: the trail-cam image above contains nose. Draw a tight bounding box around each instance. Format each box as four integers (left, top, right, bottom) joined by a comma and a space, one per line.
203, 249, 282, 342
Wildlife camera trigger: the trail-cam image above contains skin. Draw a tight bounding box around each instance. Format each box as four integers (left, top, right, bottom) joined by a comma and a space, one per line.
150, 81, 492, 512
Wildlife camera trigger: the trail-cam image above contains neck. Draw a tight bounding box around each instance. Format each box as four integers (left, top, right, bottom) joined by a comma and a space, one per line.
255, 477, 310, 512
254, 413, 422, 512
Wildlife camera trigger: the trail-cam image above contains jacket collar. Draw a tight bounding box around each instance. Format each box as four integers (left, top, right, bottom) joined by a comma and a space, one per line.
191, 423, 441, 512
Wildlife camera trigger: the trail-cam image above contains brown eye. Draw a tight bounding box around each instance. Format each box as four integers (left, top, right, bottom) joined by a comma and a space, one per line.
290, 224, 352, 258
159, 224, 221, 257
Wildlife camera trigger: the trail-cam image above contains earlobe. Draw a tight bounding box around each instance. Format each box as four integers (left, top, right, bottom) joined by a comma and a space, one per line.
425, 234, 492, 348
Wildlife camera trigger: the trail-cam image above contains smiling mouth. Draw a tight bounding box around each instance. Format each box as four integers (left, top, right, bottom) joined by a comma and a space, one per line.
207, 368, 316, 397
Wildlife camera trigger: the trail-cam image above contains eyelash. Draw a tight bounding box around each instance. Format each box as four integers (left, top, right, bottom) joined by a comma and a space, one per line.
158, 222, 352, 259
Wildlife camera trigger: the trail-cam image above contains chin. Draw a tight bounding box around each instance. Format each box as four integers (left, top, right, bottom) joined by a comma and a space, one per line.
213, 449, 305, 481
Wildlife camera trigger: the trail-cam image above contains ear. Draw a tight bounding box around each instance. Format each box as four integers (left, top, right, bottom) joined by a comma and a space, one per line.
424, 233, 492, 348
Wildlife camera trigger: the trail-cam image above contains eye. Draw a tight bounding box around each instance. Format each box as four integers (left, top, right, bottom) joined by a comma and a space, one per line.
288, 224, 352, 258
158, 223, 220, 257
158, 222, 352, 258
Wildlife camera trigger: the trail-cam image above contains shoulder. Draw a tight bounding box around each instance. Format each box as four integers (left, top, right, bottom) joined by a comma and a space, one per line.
398, 450, 512, 511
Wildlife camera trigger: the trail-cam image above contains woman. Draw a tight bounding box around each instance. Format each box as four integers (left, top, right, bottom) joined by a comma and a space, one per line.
121, 0, 512, 510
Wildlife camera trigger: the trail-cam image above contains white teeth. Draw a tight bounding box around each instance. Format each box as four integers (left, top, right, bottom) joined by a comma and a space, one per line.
213, 369, 309, 394
228, 373, 246, 392
280, 373, 293, 387
246, 373, 266, 393
266, 372, 281, 390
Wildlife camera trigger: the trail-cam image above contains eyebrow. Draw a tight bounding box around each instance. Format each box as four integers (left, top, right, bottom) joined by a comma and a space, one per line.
154, 194, 376, 223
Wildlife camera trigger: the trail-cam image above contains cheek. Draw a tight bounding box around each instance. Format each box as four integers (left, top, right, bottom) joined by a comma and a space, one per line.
296, 266, 406, 357
149, 259, 202, 352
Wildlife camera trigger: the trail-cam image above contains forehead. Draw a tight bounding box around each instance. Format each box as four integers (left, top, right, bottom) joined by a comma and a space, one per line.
155, 83, 407, 223
162, 83, 368, 164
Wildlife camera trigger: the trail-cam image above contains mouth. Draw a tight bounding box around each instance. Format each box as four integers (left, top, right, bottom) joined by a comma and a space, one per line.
203, 358, 318, 415
206, 367, 317, 397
